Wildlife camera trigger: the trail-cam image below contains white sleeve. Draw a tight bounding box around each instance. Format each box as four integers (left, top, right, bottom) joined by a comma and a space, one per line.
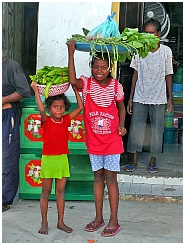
165, 48, 174, 75
130, 54, 139, 71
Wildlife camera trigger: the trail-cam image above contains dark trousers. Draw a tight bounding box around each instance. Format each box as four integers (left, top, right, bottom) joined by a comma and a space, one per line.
2, 108, 20, 205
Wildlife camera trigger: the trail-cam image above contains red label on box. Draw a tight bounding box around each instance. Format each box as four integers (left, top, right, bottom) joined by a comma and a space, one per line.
24, 114, 43, 141
68, 114, 86, 142
25, 160, 42, 187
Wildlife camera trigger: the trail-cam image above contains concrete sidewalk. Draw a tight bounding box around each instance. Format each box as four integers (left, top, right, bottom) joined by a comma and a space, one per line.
117, 143, 183, 199
2, 144, 183, 243
2, 197, 183, 243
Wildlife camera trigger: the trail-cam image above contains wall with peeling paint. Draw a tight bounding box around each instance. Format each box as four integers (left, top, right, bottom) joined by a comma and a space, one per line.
37, 2, 112, 96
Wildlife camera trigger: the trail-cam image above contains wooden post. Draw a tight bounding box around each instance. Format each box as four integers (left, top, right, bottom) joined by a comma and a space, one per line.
111, 2, 120, 79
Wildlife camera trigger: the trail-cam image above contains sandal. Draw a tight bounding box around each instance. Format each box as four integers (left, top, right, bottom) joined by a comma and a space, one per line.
124, 165, 137, 172
84, 221, 105, 232
101, 225, 122, 237
148, 166, 158, 173
2, 205, 10, 212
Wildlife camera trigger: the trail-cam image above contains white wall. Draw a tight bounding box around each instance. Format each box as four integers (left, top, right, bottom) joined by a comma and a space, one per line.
37, 2, 112, 96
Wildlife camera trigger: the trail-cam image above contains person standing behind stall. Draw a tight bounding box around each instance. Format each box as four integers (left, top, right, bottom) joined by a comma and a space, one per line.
2, 56, 31, 212
67, 40, 127, 237
124, 18, 174, 173
31, 82, 83, 235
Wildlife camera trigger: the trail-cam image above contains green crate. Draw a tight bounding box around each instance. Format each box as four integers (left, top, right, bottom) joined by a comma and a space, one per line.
19, 96, 93, 200
21, 96, 43, 108
65, 181, 94, 200
20, 107, 44, 150
19, 153, 94, 200
19, 153, 56, 200
20, 101, 87, 153
173, 97, 183, 105
68, 155, 94, 181
19, 181, 94, 201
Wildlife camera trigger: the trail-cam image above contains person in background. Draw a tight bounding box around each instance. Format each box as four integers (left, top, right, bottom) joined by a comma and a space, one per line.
67, 40, 127, 237
124, 18, 174, 173
31, 82, 83, 235
2, 56, 31, 212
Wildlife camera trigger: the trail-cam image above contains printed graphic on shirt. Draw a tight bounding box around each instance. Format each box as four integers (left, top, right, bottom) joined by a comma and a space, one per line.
90, 111, 114, 135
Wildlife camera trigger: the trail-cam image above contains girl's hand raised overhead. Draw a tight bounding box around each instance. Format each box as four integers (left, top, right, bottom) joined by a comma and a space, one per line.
31, 81, 38, 92
67, 40, 76, 55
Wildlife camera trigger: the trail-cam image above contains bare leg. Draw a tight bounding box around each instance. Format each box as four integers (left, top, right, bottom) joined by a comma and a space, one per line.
124, 152, 138, 171
38, 178, 52, 235
101, 170, 121, 236
149, 156, 156, 167
94, 169, 105, 223
105, 170, 119, 227
132, 152, 138, 166
56, 178, 72, 233
148, 156, 158, 173
85, 169, 105, 231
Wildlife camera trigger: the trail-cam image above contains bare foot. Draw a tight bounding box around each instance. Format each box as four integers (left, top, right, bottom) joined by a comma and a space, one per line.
149, 156, 156, 168
38, 222, 48, 235
57, 223, 73, 233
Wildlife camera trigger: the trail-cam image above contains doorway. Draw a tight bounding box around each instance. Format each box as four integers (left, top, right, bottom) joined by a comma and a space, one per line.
2, 2, 39, 88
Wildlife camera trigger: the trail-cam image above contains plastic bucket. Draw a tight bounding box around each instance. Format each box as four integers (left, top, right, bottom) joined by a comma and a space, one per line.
178, 128, 183, 145
164, 111, 174, 128
178, 118, 183, 128
164, 127, 177, 144
172, 83, 183, 92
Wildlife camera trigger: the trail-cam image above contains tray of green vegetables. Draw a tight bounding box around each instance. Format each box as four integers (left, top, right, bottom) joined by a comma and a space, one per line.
67, 27, 160, 63
74, 42, 130, 54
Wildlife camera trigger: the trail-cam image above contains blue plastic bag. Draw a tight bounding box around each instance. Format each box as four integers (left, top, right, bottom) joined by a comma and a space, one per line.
87, 12, 121, 40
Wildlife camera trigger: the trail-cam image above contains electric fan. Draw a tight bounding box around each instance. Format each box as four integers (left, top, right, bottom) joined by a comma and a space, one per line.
144, 2, 170, 40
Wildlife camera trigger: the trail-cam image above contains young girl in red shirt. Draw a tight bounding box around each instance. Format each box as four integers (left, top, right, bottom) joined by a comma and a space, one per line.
31, 82, 83, 235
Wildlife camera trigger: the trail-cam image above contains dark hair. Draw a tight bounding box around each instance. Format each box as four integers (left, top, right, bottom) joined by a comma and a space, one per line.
144, 18, 161, 32
45, 94, 71, 111
90, 52, 113, 78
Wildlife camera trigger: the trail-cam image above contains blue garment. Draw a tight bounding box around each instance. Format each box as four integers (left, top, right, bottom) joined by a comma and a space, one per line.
89, 154, 120, 172
2, 58, 31, 206
2, 108, 20, 205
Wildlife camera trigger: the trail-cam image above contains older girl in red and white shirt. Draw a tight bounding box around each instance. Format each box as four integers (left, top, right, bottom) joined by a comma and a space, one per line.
67, 40, 127, 237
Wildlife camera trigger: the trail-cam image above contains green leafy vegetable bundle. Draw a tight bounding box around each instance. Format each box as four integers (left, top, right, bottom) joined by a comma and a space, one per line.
29, 66, 69, 98
67, 27, 160, 63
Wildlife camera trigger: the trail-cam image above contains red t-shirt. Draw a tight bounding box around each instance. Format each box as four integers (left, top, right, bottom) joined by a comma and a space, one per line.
42, 114, 71, 155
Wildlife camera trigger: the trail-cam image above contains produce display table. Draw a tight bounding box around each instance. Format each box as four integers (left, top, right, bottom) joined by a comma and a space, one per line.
19, 96, 94, 200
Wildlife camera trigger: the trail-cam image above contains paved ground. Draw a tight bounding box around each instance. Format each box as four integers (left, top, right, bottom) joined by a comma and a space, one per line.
2, 143, 183, 243
2, 197, 183, 243
117, 143, 183, 199
120, 143, 183, 178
